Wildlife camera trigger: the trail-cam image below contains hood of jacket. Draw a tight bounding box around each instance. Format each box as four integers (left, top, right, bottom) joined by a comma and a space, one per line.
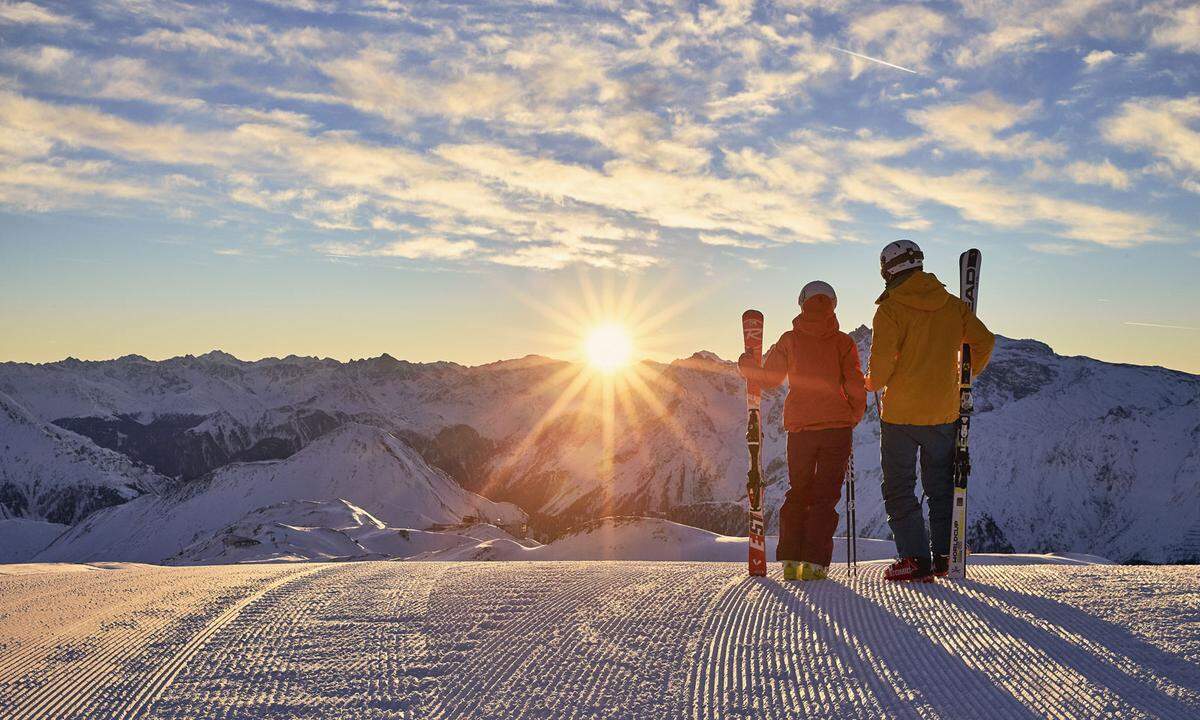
793, 294, 840, 338
877, 270, 951, 311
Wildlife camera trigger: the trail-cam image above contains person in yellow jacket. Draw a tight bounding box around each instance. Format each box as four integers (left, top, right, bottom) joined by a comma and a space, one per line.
866, 240, 995, 582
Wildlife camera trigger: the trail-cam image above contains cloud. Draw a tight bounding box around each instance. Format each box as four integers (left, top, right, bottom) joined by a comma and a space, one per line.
0, 90, 235, 166
0, 85, 662, 270
1029, 158, 1131, 189
0, 47, 217, 112
0, 1, 81, 26
387, 237, 477, 260
320, 233, 657, 271
952, 25, 1043, 67
951, 0, 1136, 67
706, 63, 834, 118
698, 233, 766, 249
1082, 49, 1118, 68
489, 244, 658, 271
908, 93, 1065, 158
0, 0, 1189, 275
1030, 242, 1085, 255
722, 147, 828, 195
845, 4, 950, 73
842, 163, 1156, 247
130, 22, 339, 61
131, 26, 269, 58
0, 159, 154, 210
1, 45, 74, 73
215, 107, 316, 130
1064, 159, 1131, 189
325, 236, 483, 260
319, 49, 524, 127
1102, 96, 1200, 176
436, 142, 838, 242
894, 217, 933, 231
1150, 3, 1200, 53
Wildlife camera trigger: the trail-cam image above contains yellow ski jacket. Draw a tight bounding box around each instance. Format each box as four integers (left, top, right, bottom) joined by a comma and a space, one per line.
867, 271, 995, 426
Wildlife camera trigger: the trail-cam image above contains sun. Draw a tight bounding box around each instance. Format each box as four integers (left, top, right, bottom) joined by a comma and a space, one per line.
584, 323, 634, 374
479, 271, 712, 503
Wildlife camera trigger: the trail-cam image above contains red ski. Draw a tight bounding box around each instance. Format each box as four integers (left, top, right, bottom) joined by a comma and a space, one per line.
742, 310, 767, 577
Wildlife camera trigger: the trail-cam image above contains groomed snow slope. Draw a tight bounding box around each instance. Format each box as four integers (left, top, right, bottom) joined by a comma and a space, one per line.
1, 559, 1196, 719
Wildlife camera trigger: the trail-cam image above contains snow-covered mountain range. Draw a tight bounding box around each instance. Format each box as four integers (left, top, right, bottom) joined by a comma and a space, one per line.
36, 423, 524, 563
0, 389, 167, 524
1, 330, 1197, 564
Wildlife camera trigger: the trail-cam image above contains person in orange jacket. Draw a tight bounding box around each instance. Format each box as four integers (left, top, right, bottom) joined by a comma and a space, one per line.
867, 240, 995, 582
739, 281, 867, 580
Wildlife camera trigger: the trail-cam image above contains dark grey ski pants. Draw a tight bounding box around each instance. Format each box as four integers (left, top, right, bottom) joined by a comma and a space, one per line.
880, 421, 956, 562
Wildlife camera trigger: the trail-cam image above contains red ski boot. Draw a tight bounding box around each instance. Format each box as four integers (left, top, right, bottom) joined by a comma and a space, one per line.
885, 557, 935, 583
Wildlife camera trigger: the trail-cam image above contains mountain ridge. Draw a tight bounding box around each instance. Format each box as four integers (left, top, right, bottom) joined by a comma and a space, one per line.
2, 333, 1197, 563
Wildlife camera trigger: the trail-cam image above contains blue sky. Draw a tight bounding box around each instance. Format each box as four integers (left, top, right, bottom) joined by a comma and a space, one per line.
0, 0, 1197, 371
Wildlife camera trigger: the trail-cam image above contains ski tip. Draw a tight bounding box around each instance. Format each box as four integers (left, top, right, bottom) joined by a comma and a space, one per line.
742, 309, 763, 323
960, 248, 982, 263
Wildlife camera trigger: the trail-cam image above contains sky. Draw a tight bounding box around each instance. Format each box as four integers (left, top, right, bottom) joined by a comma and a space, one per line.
0, 0, 1198, 372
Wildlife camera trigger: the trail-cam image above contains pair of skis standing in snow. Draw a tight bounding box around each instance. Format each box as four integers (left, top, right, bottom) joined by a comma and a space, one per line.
739, 241, 994, 582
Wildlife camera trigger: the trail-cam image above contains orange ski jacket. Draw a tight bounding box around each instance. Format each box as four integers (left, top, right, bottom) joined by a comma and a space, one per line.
750, 295, 867, 432
867, 271, 995, 426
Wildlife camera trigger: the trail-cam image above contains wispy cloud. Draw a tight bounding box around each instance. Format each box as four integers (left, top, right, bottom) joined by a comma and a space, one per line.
0, 1, 82, 27
908, 93, 1064, 159
841, 162, 1156, 248
1030, 159, 1131, 190
1101, 96, 1200, 194
1030, 242, 1085, 255
0, 0, 1193, 274
845, 4, 949, 74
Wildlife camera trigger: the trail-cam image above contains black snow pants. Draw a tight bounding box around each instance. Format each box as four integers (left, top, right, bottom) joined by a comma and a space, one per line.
776, 427, 852, 566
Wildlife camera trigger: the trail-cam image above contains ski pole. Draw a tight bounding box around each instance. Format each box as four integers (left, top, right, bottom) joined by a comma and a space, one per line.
846, 448, 857, 578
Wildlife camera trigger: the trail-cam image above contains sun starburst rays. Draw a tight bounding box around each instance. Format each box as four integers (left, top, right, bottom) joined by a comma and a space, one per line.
479, 273, 713, 519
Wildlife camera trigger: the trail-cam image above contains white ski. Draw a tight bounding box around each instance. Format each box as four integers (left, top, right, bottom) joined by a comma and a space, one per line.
948, 248, 982, 580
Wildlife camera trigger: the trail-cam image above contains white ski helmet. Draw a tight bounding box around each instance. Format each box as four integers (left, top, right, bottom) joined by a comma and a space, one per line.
880, 239, 924, 280
799, 280, 837, 309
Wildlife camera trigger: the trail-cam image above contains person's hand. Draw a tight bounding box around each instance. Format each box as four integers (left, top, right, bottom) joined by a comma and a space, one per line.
737, 352, 759, 377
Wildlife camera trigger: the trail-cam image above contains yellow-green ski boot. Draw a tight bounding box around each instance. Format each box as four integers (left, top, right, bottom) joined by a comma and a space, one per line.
782, 560, 802, 581
801, 562, 829, 581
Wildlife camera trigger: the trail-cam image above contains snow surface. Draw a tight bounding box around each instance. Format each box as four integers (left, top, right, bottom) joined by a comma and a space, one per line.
35, 424, 524, 563
169, 499, 478, 565
0, 390, 166, 524
0, 519, 67, 563
0, 559, 1196, 719
415, 516, 898, 563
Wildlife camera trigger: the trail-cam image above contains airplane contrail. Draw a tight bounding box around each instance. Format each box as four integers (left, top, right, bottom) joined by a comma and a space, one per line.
829, 46, 919, 75
1124, 321, 1198, 331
